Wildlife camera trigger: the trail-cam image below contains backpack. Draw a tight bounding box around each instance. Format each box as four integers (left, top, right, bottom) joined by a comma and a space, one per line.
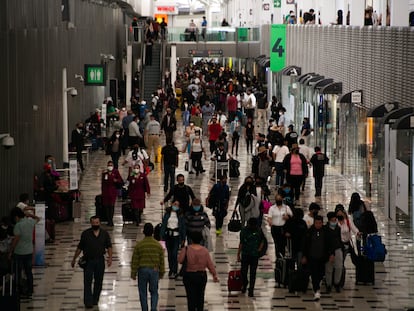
364, 234, 387, 262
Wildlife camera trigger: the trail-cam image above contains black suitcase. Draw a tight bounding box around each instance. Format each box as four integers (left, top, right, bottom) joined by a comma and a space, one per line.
355, 256, 375, 285
229, 159, 240, 178
0, 275, 20, 311
121, 202, 136, 224
274, 257, 295, 287
288, 268, 309, 293
95, 194, 107, 222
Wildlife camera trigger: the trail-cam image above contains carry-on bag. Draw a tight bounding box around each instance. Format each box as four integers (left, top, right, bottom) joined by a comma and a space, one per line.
95, 194, 107, 222
288, 267, 309, 293
121, 202, 135, 224
0, 274, 20, 311
227, 269, 243, 293
354, 255, 375, 285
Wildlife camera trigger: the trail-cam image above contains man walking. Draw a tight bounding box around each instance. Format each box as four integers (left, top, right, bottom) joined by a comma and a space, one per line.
310, 146, 329, 197
161, 138, 179, 193
131, 223, 165, 311
161, 108, 177, 142
161, 174, 195, 214
71, 216, 113, 308
9, 207, 40, 297
145, 114, 161, 162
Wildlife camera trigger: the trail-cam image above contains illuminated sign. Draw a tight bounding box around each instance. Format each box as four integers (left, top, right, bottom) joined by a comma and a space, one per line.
155, 6, 178, 15
84, 64, 106, 86
188, 50, 223, 57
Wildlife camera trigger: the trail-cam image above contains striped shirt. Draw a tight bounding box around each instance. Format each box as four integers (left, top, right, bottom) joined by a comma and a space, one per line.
131, 236, 165, 278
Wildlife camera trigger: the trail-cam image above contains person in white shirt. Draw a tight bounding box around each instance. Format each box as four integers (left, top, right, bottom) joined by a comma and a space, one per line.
128, 116, 143, 147
244, 88, 256, 120
277, 109, 286, 135
267, 194, 293, 258
145, 114, 161, 162
216, 110, 227, 131
298, 138, 313, 191
335, 204, 360, 263
303, 202, 321, 228
123, 145, 149, 175
272, 142, 290, 187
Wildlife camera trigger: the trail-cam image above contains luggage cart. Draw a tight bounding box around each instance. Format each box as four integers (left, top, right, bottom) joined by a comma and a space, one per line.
215, 160, 230, 183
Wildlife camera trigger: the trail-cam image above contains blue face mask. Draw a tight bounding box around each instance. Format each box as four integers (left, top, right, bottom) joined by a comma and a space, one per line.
329, 221, 337, 229
172, 205, 179, 212
193, 205, 201, 212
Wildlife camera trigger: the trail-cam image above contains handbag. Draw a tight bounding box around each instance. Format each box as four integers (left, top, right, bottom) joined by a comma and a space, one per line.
261, 199, 272, 214
78, 256, 87, 269
228, 210, 242, 232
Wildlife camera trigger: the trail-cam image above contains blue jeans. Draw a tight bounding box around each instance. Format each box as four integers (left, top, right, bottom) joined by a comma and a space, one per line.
83, 257, 105, 306
138, 267, 159, 311
165, 235, 180, 274
163, 164, 176, 193
13, 253, 33, 295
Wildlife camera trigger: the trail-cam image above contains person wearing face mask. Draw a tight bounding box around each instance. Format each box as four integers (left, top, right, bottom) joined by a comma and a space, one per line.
201, 101, 215, 137
184, 198, 211, 246
160, 201, 186, 279
101, 161, 123, 227
335, 204, 360, 263
107, 130, 122, 169
267, 194, 293, 258
123, 144, 149, 176
229, 116, 242, 156
324, 212, 344, 293
71, 216, 113, 308
283, 144, 308, 202
207, 175, 230, 236
190, 130, 207, 176
277, 108, 286, 135
127, 164, 150, 225
161, 174, 195, 214
208, 116, 222, 155
71, 122, 85, 171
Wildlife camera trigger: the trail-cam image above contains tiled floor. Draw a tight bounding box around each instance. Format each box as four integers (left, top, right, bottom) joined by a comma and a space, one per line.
21, 121, 414, 311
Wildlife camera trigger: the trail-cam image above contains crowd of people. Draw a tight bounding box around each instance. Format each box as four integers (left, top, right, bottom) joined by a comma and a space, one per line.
0, 59, 382, 310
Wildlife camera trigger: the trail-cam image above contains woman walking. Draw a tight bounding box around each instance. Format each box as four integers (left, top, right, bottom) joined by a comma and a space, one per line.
127, 163, 150, 225
101, 160, 123, 226
178, 231, 219, 311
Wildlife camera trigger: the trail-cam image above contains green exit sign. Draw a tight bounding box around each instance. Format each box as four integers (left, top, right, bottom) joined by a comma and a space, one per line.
84, 64, 106, 86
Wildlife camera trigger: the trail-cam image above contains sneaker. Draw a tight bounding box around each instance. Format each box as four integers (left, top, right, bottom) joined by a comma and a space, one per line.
248, 289, 254, 297
169, 273, 176, 279
215, 228, 222, 236
189, 171, 194, 174
313, 291, 321, 301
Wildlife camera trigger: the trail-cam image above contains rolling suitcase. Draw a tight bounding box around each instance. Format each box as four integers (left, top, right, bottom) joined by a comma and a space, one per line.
121, 202, 136, 224
355, 256, 375, 285
227, 269, 243, 293
95, 194, 107, 222
1, 275, 20, 311
274, 256, 295, 287
229, 159, 240, 178
288, 268, 309, 293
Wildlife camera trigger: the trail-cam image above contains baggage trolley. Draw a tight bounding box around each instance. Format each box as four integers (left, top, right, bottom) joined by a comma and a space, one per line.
215, 160, 230, 183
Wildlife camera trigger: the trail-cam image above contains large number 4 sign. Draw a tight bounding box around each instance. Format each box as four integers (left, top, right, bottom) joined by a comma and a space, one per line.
270, 24, 287, 72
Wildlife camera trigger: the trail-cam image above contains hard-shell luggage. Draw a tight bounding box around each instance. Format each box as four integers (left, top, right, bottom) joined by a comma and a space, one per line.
227, 269, 243, 293
229, 159, 240, 178
0, 274, 20, 311
95, 194, 107, 222
252, 155, 259, 175
355, 256, 375, 285
121, 202, 135, 224
288, 268, 309, 293
274, 257, 295, 287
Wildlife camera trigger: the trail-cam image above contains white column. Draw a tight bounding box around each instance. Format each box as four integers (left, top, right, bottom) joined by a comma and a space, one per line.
349, 0, 365, 26
170, 44, 177, 90
318, 0, 337, 24
62, 68, 69, 166
126, 45, 132, 110
390, 0, 409, 26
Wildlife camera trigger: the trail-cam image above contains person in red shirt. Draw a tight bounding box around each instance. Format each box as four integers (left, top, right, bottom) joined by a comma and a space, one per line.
101, 160, 124, 226
227, 91, 238, 122
208, 116, 222, 154
127, 163, 151, 225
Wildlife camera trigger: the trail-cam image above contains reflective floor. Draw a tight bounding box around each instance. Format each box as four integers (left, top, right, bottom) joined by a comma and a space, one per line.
21, 121, 414, 311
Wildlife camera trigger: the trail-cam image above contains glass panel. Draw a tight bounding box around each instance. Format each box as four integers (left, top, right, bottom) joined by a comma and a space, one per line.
167, 27, 260, 42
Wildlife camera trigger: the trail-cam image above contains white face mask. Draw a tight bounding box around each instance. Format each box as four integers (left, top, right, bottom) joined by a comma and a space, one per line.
107, 166, 114, 171
133, 169, 139, 174
116, 134, 120, 138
